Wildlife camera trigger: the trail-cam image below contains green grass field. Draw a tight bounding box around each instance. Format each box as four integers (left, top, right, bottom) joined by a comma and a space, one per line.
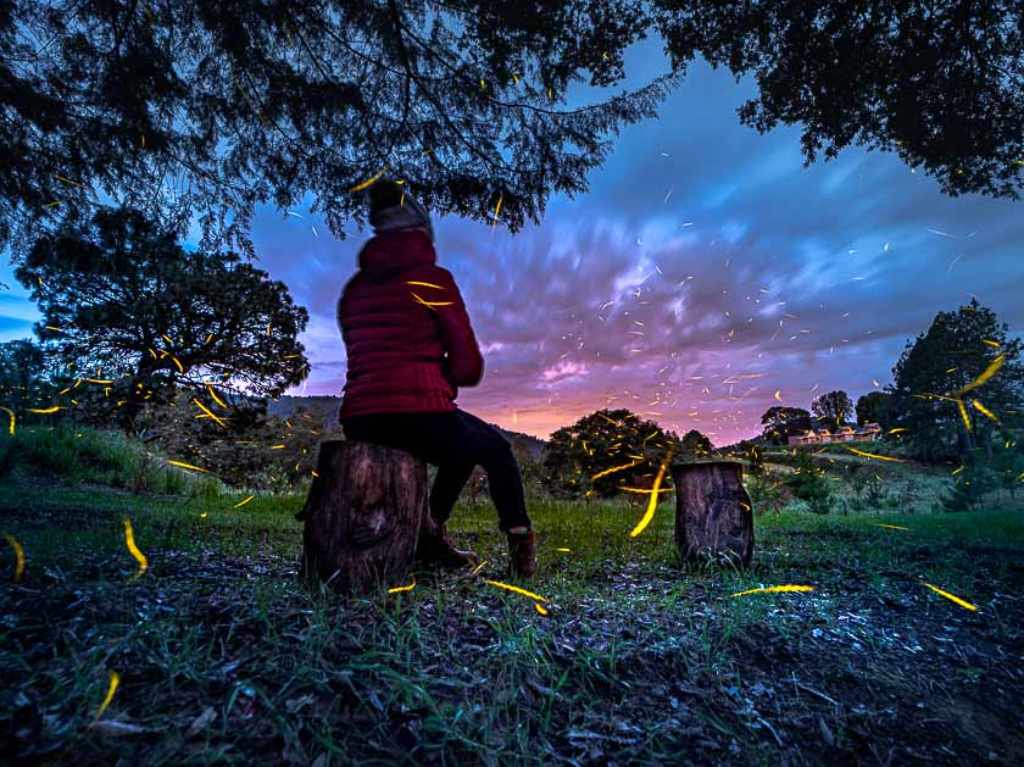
2, 428, 1024, 764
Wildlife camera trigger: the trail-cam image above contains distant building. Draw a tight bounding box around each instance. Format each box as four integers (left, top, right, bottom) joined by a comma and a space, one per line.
788, 423, 881, 446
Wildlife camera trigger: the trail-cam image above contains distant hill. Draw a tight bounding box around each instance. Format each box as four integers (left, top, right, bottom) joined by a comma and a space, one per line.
268, 396, 547, 460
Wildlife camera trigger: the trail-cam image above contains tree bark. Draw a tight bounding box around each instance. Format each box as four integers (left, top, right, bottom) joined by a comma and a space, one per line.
299, 440, 428, 595
672, 461, 754, 568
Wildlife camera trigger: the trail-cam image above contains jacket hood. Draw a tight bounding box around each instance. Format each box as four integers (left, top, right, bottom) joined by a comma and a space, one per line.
358, 229, 436, 281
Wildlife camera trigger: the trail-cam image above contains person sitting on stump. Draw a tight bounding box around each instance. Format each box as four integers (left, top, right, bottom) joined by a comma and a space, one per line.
336, 179, 538, 579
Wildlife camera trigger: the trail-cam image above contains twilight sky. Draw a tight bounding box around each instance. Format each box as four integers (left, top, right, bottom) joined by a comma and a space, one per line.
3, 41, 1022, 445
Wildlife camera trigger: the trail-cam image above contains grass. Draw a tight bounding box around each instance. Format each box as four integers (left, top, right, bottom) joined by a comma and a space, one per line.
3, 469, 1024, 765
0, 425, 225, 497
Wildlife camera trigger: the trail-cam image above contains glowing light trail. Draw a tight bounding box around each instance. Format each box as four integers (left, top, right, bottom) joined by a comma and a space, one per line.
95, 671, 121, 719
921, 581, 977, 611
122, 518, 148, 578
628, 448, 676, 538
731, 585, 815, 597
846, 447, 904, 463
3, 533, 25, 581
483, 579, 549, 603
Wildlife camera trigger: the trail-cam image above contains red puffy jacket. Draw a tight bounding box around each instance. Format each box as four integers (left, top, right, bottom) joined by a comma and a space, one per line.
337, 229, 484, 420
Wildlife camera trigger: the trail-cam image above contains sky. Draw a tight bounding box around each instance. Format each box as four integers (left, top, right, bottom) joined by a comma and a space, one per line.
3, 40, 1022, 445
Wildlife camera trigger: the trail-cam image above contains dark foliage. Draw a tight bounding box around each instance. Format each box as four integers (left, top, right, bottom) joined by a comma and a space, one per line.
811, 390, 853, 431
0, 0, 671, 253
889, 299, 1023, 461
15, 207, 310, 433
784, 450, 834, 514
655, 1, 1024, 201
4, 1, 1021, 253
760, 406, 811, 444
542, 408, 682, 499
856, 390, 893, 429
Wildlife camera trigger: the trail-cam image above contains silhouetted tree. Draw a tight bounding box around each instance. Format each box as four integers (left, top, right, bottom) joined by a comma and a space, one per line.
5, 1, 1021, 254
655, 1, 1024, 201
542, 408, 681, 499
856, 391, 894, 429
812, 390, 853, 430
760, 406, 812, 444
679, 429, 713, 459
890, 299, 1023, 461
0, 0, 670, 253
16, 208, 310, 432
0, 340, 49, 412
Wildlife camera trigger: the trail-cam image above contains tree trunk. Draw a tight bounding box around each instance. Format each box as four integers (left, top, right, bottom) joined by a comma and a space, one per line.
672, 461, 754, 568
299, 440, 428, 595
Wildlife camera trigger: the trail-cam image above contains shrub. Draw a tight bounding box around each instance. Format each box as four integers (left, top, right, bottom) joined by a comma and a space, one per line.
784, 451, 834, 514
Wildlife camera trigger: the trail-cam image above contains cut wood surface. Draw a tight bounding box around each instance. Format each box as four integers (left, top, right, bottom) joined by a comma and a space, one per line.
671, 461, 754, 567
300, 440, 427, 595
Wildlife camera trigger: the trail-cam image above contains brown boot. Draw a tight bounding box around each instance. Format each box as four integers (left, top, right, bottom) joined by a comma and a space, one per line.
507, 529, 537, 579
416, 521, 479, 569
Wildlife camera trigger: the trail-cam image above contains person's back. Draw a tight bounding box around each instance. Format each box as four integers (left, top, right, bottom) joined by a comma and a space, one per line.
336, 180, 537, 578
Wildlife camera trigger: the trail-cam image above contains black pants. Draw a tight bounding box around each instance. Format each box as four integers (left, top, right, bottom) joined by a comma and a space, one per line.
341, 408, 531, 533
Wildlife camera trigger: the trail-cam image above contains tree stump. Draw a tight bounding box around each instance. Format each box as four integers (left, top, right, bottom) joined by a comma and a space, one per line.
671, 461, 754, 568
299, 440, 428, 595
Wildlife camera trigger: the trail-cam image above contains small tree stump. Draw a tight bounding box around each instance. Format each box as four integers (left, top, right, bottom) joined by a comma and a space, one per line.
671, 460, 754, 567
299, 440, 428, 595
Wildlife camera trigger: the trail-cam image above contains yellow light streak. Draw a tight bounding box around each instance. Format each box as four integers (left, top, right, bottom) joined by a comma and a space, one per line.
3, 533, 25, 581
0, 406, 15, 435
122, 517, 148, 578
921, 581, 977, 612
483, 579, 549, 603
888, 427, 908, 434
233, 495, 255, 509
533, 603, 549, 616
556, 547, 572, 553
956, 398, 972, 431
405, 280, 446, 290
269, 443, 286, 450
206, 384, 227, 408
846, 446, 904, 463
166, 459, 209, 473
44, 325, 62, 332
161, 334, 174, 345
971, 399, 999, 423
348, 170, 385, 193
619, 485, 673, 494
170, 356, 185, 374
83, 378, 113, 385
388, 578, 416, 594
981, 339, 1001, 348
95, 671, 121, 719
731, 584, 815, 597
410, 292, 454, 309
491, 192, 503, 228
628, 448, 676, 539
470, 559, 488, 576
147, 347, 158, 360
192, 398, 228, 428
957, 354, 1005, 396
874, 523, 909, 531
27, 406, 62, 414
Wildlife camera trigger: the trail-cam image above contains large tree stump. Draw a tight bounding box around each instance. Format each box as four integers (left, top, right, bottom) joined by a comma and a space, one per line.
299, 440, 428, 595
671, 461, 754, 568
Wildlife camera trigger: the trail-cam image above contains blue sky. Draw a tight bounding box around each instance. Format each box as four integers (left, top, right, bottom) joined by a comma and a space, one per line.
4, 40, 1022, 444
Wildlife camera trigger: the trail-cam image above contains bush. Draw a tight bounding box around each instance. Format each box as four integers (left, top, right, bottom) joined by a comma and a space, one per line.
941, 453, 999, 512
784, 451, 834, 514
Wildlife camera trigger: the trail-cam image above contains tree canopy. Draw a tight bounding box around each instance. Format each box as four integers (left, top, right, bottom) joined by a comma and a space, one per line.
760, 406, 812, 444
856, 391, 893, 428
542, 408, 681, 499
4, 0, 1021, 254
889, 299, 1023, 460
811, 390, 853, 430
15, 207, 310, 430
